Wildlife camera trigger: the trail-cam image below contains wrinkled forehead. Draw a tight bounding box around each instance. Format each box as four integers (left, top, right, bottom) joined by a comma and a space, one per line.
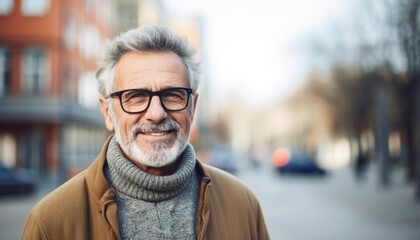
114, 51, 189, 90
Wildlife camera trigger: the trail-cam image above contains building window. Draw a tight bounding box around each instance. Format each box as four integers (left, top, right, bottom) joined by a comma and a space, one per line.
0, 133, 16, 167
21, 0, 50, 16
22, 47, 48, 95
0, 46, 11, 97
63, 17, 77, 51
0, 0, 13, 16
78, 72, 98, 109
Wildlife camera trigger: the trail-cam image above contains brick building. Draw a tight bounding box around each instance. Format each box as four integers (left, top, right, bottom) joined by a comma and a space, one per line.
0, 0, 114, 183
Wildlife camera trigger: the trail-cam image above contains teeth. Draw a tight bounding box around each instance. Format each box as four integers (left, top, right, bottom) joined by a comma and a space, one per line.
145, 131, 169, 136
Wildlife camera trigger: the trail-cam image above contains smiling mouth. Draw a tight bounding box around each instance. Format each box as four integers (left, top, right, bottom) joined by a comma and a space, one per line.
139, 129, 177, 137
143, 130, 172, 136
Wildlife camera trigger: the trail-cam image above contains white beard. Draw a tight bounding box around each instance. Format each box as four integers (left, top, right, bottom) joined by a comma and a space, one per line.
107, 100, 189, 167
115, 123, 187, 167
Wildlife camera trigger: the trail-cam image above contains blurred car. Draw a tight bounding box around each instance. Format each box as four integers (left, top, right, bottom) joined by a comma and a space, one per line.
272, 148, 327, 176
0, 162, 35, 196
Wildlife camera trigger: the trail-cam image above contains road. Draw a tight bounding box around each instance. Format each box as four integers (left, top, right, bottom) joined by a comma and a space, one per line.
237, 164, 420, 240
1, 164, 420, 240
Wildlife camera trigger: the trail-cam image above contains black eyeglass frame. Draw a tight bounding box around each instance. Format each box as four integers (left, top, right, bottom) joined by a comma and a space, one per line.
108, 87, 194, 114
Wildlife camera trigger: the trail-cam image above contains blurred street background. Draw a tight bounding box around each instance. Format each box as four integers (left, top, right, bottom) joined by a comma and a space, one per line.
1, 0, 420, 239
1, 162, 420, 240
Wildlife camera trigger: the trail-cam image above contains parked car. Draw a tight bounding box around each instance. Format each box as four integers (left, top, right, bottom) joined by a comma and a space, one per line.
0, 162, 35, 196
272, 148, 327, 176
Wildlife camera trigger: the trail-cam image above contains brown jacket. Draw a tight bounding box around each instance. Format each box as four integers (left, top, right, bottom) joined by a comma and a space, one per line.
22, 139, 270, 240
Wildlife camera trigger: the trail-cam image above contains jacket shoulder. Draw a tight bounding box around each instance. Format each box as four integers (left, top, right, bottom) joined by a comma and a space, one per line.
202, 164, 259, 204
34, 170, 89, 212
22, 171, 91, 239
200, 164, 270, 239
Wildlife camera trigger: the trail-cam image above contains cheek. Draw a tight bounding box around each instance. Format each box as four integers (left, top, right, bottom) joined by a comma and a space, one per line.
115, 113, 140, 139
126, 119, 140, 134
177, 113, 193, 134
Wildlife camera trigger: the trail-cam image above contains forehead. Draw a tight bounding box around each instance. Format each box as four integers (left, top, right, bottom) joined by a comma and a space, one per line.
115, 51, 189, 90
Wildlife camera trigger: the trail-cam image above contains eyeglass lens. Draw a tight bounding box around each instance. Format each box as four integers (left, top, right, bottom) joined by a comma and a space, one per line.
121, 88, 189, 113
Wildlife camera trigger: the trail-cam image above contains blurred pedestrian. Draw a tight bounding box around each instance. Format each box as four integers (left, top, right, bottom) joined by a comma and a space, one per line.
22, 25, 269, 240
354, 152, 369, 182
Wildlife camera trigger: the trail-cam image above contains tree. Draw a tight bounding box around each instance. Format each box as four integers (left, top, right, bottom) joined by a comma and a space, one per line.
390, 0, 420, 198
303, 0, 420, 198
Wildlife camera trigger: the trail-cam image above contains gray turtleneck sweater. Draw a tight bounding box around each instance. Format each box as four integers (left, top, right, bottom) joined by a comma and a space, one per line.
104, 137, 200, 240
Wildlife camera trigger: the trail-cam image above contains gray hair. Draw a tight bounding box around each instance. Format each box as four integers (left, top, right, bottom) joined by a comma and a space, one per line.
96, 25, 201, 97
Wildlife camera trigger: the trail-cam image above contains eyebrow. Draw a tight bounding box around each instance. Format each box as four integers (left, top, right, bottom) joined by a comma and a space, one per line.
122, 86, 188, 92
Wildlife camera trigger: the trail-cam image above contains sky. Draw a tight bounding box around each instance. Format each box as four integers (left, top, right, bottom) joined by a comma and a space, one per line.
162, 0, 352, 107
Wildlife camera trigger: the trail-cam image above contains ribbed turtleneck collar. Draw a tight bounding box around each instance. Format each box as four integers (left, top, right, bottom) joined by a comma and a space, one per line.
105, 136, 196, 202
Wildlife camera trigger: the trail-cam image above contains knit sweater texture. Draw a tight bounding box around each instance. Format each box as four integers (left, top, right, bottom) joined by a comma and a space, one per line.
105, 137, 199, 240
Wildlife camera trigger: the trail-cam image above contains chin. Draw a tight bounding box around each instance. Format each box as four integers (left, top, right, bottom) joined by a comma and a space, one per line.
127, 138, 187, 168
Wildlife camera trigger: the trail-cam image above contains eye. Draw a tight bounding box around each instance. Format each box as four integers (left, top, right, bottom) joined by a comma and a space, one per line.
163, 89, 187, 101
122, 90, 149, 103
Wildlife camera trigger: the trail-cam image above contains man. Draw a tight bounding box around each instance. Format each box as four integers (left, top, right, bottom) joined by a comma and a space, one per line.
22, 25, 269, 240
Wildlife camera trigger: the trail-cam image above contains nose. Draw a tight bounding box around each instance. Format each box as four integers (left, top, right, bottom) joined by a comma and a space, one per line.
144, 95, 168, 123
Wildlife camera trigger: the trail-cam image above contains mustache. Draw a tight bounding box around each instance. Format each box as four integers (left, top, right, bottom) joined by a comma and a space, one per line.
132, 119, 180, 136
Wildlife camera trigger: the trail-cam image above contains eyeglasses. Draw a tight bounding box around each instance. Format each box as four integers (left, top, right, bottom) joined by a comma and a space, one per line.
108, 87, 193, 114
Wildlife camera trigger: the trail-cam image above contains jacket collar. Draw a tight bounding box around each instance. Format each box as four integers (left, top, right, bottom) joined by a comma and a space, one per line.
86, 135, 114, 205
85, 135, 121, 239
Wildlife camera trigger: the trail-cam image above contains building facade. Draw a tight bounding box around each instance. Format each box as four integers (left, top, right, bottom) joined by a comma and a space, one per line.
0, 0, 114, 183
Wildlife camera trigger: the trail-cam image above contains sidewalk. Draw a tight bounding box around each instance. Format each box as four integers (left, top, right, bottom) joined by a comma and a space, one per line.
320, 166, 420, 230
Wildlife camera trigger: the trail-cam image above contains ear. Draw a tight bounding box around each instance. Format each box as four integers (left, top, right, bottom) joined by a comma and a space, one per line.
99, 96, 115, 132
